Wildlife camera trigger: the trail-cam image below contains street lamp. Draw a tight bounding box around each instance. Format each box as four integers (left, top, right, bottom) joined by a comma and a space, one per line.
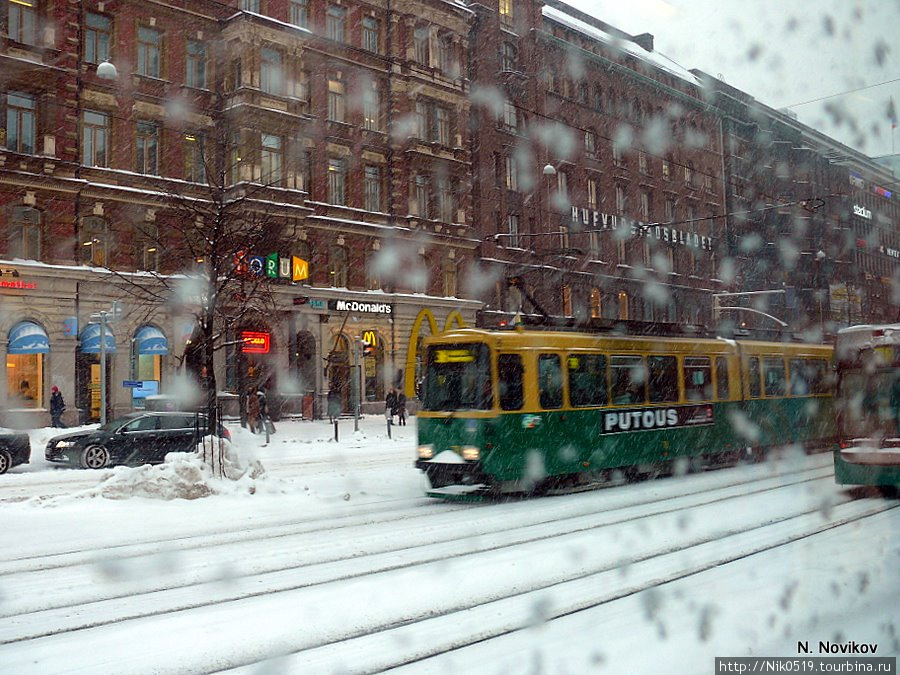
95, 59, 118, 81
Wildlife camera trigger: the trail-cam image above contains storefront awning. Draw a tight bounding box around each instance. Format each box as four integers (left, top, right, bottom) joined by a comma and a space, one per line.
8, 321, 50, 354
81, 323, 117, 353
135, 325, 169, 355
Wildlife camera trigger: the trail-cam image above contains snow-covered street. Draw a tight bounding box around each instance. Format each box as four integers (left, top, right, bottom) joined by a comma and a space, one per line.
2, 417, 898, 674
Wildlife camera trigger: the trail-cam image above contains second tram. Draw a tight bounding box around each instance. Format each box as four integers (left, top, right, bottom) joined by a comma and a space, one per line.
833, 324, 900, 493
415, 324, 835, 497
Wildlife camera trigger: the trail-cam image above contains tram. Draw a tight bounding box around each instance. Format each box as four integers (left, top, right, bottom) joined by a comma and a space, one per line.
833, 324, 900, 494
415, 321, 835, 497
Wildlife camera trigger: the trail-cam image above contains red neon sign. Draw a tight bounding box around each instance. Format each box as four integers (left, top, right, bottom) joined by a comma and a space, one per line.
241, 331, 270, 354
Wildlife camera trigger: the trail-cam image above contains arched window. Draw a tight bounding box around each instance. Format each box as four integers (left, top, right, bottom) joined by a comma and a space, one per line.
329, 245, 348, 287
590, 288, 602, 318
81, 216, 108, 266
7, 320, 49, 409
9, 206, 41, 260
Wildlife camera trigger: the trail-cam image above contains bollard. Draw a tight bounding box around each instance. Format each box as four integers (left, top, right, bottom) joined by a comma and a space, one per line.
334, 418, 339, 442
387, 417, 392, 439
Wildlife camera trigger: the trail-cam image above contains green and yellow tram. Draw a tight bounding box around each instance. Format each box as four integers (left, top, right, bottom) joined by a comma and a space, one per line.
415, 325, 835, 496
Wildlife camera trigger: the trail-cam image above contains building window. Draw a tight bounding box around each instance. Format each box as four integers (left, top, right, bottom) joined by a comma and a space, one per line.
297, 148, 311, 193
329, 245, 348, 287
436, 107, 451, 145
639, 151, 648, 174
7, 322, 45, 409
617, 291, 629, 320
327, 157, 346, 205
228, 131, 242, 184
562, 284, 572, 316
414, 25, 430, 65
184, 133, 207, 183
8, 0, 37, 45
365, 251, 380, 290
6, 92, 35, 154
587, 178, 598, 210
364, 165, 382, 212
415, 100, 451, 144
507, 214, 520, 248
241, 0, 260, 11
556, 171, 568, 206
640, 191, 650, 220
414, 174, 430, 219
328, 78, 345, 122
442, 258, 457, 297
260, 47, 283, 95
290, 0, 308, 27
615, 185, 626, 214
81, 216, 108, 266
499, 0, 513, 26
685, 161, 694, 186
82, 110, 108, 167
362, 15, 380, 52
590, 288, 601, 318
136, 224, 159, 271
500, 42, 517, 71
326, 5, 346, 43
505, 155, 518, 191
186, 40, 207, 89
584, 129, 596, 156
8, 206, 41, 260
665, 198, 675, 222
559, 225, 569, 250
500, 101, 518, 133
135, 121, 159, 174
662, 156, 671, 180
84, 12, 111, 64
438, 35, 455, 76
612, 140, 624, 167
362, 85, 381, 131
437, 177, 455, 223
137, 26, 162, 78
260, 133, 282, 185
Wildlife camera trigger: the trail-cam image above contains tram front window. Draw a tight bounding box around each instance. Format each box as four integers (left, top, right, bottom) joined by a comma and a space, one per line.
423, 343, 492, 411
837, 370, 899, 438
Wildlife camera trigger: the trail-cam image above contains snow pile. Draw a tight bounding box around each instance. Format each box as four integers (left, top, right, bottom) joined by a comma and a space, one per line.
96, 438, 267, 501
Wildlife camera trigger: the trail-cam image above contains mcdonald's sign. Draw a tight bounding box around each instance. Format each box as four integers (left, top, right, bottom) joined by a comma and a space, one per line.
241, 331, 270, 354
361, 330, 377, 356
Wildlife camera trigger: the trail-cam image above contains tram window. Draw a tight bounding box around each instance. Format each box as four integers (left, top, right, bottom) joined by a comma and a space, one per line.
611, 355, 646, 404
422, 343, 492, 411
763, 357, 786, 397
748, 357, 761, 398
684, 356, 712, 401
498, 353, 524, 410
647, 355, 677, 403
790, 358, 829, 395
716, 357, 729, 400
568, 353, 608, 407
538, 354, 563, 409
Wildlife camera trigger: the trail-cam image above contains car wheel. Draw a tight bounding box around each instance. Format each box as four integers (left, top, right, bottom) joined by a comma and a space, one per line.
0, 450, 11, 475
82, 445, 111, 470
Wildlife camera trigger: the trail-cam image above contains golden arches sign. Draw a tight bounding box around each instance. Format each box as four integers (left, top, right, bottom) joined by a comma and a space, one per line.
403, 308, 469, 397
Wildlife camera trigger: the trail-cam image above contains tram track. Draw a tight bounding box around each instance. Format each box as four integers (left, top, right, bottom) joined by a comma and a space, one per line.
0, 461, 847, 646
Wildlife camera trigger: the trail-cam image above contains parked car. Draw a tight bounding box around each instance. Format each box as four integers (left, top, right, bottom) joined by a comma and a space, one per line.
45, 412, 230, 470
0, 429, 31, 474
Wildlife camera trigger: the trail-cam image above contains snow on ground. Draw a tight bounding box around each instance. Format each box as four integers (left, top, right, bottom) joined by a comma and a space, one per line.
2, 416, 898, 674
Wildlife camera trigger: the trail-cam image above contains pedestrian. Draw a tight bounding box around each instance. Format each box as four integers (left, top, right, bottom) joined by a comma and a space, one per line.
258, 387, 275, 434
396, 389, 407, 426
385, 387, 397, 424
50, 386, 67, 428
247, 388, 260, 433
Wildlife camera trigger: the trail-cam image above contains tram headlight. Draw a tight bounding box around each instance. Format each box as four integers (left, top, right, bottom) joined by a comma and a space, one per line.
461, 445, 480, 461
417, 444, 434, 459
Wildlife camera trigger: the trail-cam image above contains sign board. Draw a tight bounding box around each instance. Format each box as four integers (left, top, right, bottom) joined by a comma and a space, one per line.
122, 380, 143, 388
241, 331, 271, 354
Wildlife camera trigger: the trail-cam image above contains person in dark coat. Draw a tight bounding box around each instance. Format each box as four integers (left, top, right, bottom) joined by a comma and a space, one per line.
396, 390, 407, 426
257, 388, 274, 434
247, 389, 260, 433
385, 388, 398, 423
50, 386, 66, 428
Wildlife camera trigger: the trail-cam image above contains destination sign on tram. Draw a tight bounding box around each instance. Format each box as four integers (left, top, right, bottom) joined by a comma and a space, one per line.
434, 349, 476, 363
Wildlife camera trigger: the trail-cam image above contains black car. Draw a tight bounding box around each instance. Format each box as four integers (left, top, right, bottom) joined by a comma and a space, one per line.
45, 412, 231, 469
0, 429, 31, 474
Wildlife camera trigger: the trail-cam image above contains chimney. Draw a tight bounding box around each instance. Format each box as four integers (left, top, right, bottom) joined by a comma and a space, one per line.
633, 33, 654, 51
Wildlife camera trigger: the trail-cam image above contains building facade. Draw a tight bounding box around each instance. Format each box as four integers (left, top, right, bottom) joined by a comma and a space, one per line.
1, 0, 897, 427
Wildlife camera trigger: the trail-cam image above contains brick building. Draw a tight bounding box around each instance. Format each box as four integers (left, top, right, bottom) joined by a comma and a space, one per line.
1, 0, 897, 427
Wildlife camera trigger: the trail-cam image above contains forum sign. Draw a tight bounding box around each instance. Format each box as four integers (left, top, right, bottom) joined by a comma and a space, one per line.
235, 252, 309, 282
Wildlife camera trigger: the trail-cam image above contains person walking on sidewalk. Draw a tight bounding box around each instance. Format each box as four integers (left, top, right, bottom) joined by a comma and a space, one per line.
50, 386, 66, 428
